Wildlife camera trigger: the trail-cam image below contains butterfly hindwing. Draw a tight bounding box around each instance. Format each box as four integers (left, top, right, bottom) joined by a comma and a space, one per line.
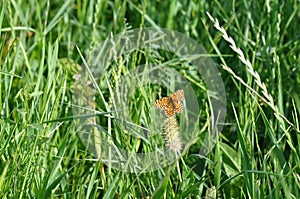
172, 99, 183, 113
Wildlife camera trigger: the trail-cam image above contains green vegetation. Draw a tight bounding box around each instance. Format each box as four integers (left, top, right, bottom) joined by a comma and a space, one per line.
1, 0, 300, 198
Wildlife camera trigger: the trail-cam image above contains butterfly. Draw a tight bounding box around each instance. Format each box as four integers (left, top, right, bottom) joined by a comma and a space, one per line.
153, 90, 184, 117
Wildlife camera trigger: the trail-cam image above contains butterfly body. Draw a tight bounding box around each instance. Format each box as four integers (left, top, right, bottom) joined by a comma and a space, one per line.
153, 90, 184, 117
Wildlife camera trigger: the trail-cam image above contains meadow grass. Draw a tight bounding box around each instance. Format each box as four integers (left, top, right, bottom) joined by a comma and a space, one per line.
1, 0, 300, 198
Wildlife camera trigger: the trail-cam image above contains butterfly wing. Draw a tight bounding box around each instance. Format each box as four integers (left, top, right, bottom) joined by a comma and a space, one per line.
170, 90, 184, 113
172, 100, 183, 113
171, 90, 184, 101
153, 97, 170, 110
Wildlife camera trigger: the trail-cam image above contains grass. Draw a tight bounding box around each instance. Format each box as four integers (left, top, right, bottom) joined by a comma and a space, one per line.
1, 0, 300, 198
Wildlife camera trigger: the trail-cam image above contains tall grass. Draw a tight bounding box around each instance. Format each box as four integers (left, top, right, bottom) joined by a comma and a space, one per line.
0, 0, 299, 198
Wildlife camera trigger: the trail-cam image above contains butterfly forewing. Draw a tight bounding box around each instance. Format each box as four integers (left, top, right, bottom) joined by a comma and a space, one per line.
171, 90, 184, 102
153, 97, 170, 110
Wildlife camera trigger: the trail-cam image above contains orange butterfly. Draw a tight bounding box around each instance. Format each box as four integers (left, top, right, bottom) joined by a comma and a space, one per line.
153, 90, 184, 117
